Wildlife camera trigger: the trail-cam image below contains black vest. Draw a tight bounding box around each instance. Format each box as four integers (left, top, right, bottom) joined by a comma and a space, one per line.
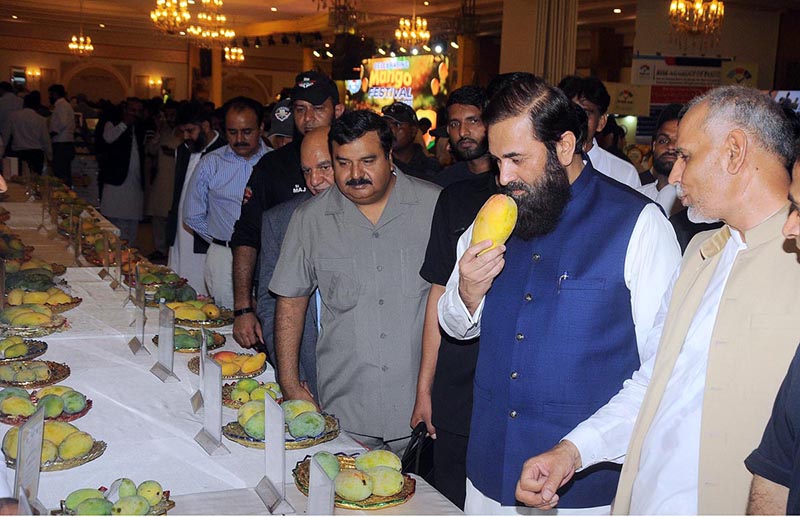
97, 123, 146, 187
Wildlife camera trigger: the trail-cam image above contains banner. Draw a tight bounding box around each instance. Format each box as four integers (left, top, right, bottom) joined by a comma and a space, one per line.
343, 55, 451, 133
632, 56, 726, 87
604, 82, 651, 116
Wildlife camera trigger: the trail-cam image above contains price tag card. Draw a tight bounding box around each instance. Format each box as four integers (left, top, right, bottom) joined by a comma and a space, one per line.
111, 237, 123, 290
15, 406, 44, 514
150, 304, 179, 383
193, 358, 229, 456
190, 330, 207, 413
308, 456, 334, 515
255, 396, 293, 514
127, 291, 148, 356
131, 263, 145, 309
98, 231, 111, 279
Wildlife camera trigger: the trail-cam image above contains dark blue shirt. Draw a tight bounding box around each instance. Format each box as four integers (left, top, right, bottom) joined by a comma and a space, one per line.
746, 344, 800, 514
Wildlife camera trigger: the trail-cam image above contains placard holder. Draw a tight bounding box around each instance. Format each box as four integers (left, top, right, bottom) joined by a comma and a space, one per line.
307, 456, 335, 515
110, 237, 123, 290
255, 396, 294, 514
35, 182, 48, 233
190, 329, 207, 413
14, 407, 45, 515
127, 270, 148, 355
193, 359, 229, 456
65, 204, 76, 255
97, 231, 111, 280
150, 304, 180, 382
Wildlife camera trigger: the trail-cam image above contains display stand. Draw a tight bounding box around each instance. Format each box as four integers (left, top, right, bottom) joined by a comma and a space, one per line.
150, 304, 180, 382
193, 358, 229, 456
14, 407, 46, 515
255, 396, 294, 514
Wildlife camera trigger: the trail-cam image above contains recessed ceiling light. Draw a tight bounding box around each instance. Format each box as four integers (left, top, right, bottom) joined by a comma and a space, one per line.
613, 8, 621, 13
423, 1, 429, 4
11, 15, 18, 19
179, 31, 186, 35
324, 42, 330, 48
270, 6, 277, 11
450, 41, 459, 49
99, 23, 105, 28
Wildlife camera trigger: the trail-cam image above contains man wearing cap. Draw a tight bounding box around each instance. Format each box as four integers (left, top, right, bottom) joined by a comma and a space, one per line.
383, 101, 441, 182
265, 99, 294, 150
184, 96, 269, 309
230, 70, 344, 348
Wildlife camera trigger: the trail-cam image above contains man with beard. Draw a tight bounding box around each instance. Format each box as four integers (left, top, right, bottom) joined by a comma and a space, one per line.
637, 104, 683, 216
434, 86, 495, 188
271, 110, 440, 452
184, 96, 269, 308
437, 74, 681, 514
230, 71, 344, 349
514, 86, 800, 515
166, 102, 224, 293
410, 84, 496, 509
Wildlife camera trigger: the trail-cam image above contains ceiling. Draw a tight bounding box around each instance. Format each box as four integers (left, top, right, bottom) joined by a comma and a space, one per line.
0, 0, 796, 45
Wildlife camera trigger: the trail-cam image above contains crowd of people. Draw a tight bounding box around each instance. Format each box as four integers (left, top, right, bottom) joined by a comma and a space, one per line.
3, 69, 800, 515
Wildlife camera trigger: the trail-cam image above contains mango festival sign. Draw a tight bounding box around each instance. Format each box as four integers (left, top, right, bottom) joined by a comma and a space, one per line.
344, 54, 451, 131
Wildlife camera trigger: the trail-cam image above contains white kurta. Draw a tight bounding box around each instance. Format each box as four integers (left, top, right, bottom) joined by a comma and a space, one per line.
167, 134, 219, 296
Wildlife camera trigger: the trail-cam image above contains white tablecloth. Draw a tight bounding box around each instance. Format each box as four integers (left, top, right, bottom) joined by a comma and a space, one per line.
1, 268, 461, 515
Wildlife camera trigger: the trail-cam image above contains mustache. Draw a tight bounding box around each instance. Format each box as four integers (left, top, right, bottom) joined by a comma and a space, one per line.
457, 138, 477, 146
346, 178, 373, 186
233, 142, 251, 148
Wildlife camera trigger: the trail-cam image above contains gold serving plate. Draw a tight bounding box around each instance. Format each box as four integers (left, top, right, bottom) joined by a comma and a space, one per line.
48, 297, 82, 314
0, 360, 70, 389
152, 328, 225, 353
0, 339, 47, 364
221, 382, 282, 410
6, 440, 106, 472
187, 356, 266, 379
175, 308, 234, 328
292, 454, 416, 510
0, 397, 91, 426
0, 315, 68, 338
222, 413, 340, 450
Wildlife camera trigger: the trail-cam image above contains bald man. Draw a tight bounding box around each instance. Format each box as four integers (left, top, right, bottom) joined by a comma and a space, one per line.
254, 127, 333, 397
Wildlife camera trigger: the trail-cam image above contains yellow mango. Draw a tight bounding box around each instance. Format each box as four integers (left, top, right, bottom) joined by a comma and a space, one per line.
46, 292, 72, 305
470, 194, 518, 255
46, 287, 62, 296
202, 303, 220, 319
166, 302, 188, 311
220, 362, 240, 376
43, 421, 79, 446
58, 431, 93, 460
22, 292, 50, 305
241, 352, 266, 374
10, 312, 51, 327
175, 307, 207, 321
7, 289, 24, 306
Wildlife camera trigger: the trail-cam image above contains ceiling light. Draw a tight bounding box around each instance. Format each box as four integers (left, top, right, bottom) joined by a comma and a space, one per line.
390, 51, 396, 57
422, 44, 430, 51
613, 8, 621, 13
423, 1, 429, 4
151, 0, 191, 35
254, 36, 262, 48
270, 6, 277, 11
11, 15, 18, 20
99, 23, 106, 27
324, 42, 330, 48
450, 41, 459, 49
313, 49, 321, 57
378, 48, 386, 55
325, 50, 333, 58
433, 43, 443, 54
179, 30, 186, 35
399, 46, 407, 53
411, 47, 419, 55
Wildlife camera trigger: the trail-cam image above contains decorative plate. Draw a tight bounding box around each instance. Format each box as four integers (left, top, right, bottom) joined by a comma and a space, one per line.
292, 454, 416, 510
152, 329, 225, 353
175, 308, 234, 328
5, 440, 106, 472
187, 356, 266, 379
0, 360, 70, 389
0, 315, 68, 338
0, 339, 47, 364
221, 382, 282, 409
0, 397, 92, 426
222, 413, 340, 450
56, 493, 175, 516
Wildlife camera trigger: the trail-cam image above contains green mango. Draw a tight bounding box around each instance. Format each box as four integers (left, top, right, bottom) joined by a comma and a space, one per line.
0, 387, 29, 404
111, 495, 150, 515
287, 411, 325, 439
61, 390, 87, 414
75, 498, 113, 516
243, 411, 265, 440
176, 284, 198, 302
38, 394, 65, 418
65, 489, 106, 511
174, 334, 199, 350
137, 480, 163, 506
334, 470, 373, 501
354, 450, 402, 472
313, 451, 341, 480
365, 466, 405, 496
235, 378, 259, 393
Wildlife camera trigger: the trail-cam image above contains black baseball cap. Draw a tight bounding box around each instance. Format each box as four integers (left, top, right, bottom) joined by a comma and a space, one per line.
291, 71, 339, 106
382, 102, 418, 125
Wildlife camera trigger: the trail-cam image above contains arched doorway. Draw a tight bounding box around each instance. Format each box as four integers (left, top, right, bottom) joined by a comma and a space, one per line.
63, 65, 128, 103
222, 73, 270, 104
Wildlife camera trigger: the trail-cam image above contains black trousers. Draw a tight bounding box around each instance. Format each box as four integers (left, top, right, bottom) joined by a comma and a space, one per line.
12, 149, 44, 174
52, 142, 75, 186
433, 427, 469, 510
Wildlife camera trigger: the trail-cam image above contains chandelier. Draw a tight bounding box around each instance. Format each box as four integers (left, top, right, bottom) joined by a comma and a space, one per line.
68, 0, 94, 57
394, 0, 429, 49
668, 1, 724, 37
224, 45, 244, 65
150, 0, 191, 34
186, 0, 235, 47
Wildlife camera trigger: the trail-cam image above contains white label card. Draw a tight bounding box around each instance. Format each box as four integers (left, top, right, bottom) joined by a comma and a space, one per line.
150, 304, 179, 382
15, 407, 44, 512
193, 358, 228, 455
308, 456, 335, 515
263, 396, 288, 508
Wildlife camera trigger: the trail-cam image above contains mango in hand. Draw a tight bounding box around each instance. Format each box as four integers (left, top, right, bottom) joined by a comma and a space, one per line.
470, 194, 518, 255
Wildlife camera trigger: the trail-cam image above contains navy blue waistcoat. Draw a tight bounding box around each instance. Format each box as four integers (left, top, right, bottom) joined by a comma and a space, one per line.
467, 165, 651, 507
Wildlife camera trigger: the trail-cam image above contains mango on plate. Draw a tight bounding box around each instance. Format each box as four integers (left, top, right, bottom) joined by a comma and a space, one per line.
62, 390, 87, 414
36, 385, 73, 398
65, 488, 105, 511
241, 352, 266, 374
10, 311, 51, 327
43, 421, 79, 446
334, 470, 373, 501
313, 451, 340, 480
41, 439, 58, 464
46, 292, 72, 305
230, 388, 250, 403
282, 399, 317, 421
220, 363, 239, 376
470, 194, 518, 255
22, 291, 50, 305
39, 394, 65, 418
58, 430, 93, 460
137, 480, 163, 506
111, 495, 150, 515
237, 400, 264, 428
201, 303, 220, 319
365, 466, 405, 496
288, 411, 325, 439
6, 289, 24, 306
175, 307, 207, 321
3, 343, 29, 359
235, 378, 259, 393
354, 450, 402, 472
243, 410, 265, 440
0, 395, 36, 417
75, 498, 113, 516
2, 427, 18, 459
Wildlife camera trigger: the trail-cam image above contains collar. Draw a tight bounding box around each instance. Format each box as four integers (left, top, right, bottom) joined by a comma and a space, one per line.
325, 167, 420, 216
223, 139, 268, 161
202, 131, 219, 152
699, 203, 789, 259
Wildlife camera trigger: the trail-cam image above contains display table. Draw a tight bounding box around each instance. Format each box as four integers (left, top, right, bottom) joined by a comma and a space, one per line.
0, 197, 462, 514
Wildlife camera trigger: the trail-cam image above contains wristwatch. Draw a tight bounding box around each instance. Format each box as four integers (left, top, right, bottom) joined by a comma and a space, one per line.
233, 307, 254, 317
